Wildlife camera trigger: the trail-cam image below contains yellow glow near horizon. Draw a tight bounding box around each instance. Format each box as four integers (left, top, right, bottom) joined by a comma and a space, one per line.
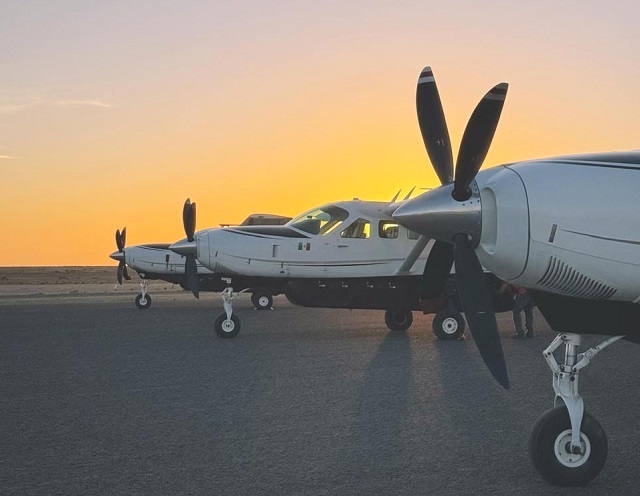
2, 1, 640, 265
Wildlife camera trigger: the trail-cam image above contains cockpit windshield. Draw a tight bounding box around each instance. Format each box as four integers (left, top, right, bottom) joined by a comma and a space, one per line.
289, 205, 349, 235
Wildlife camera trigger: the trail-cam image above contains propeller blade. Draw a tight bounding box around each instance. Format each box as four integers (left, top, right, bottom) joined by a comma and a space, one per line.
453, 233, 509, 389
117, 260, 124, 285
115, 229, 124, 252
121, 227, 126, 250
453, 83, 508, 201
420, 240, 454, 299
123, 263, 131, 281
182, 198, 191, 237
185, 254, 200, 299
183, 200, 196, 242
416, 66, 453, 185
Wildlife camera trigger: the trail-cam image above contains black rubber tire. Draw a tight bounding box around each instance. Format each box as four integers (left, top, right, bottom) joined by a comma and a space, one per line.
135, 293, 152, 310
214, 313, 241, 338
384, 309, 413, 331
529, 406, 607, 486
251, 293, 273, 310
432, 308, 465, 340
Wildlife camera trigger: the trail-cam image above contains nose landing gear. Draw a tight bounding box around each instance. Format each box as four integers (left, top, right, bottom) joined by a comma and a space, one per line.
529, 333, 623, 486
134, 281, 152, 309
213, 281, 246, 338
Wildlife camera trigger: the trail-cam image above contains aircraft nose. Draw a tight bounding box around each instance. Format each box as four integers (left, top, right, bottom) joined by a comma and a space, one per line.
110, 250, 125, 262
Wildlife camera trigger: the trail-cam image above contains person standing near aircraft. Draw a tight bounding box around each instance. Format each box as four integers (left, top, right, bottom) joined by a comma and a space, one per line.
499, 282, 534, 338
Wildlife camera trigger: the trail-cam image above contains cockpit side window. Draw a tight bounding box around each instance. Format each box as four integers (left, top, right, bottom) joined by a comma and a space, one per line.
341, 218, 371, 239
289, 205, 349, 235
379, 221, 399, 239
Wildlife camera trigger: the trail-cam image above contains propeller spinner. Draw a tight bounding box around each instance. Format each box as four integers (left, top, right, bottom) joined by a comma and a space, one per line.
394, 66, 510, 389
110, 227, 131, 285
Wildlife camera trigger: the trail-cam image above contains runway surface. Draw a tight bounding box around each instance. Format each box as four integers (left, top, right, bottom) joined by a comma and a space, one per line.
2, 292, 640, 495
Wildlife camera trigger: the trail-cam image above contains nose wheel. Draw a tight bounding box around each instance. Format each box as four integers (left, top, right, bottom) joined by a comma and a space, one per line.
214, 284, 243, 338
529, 406, 607, 486
134, 281, 152, 309
214, 313, 241, 338
530, 333, 623, 486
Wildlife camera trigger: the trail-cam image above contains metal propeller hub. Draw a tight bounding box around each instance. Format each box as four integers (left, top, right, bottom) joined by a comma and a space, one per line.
109, 250, 125, 262
169, 238, 197, 257
393, 180, 482, 247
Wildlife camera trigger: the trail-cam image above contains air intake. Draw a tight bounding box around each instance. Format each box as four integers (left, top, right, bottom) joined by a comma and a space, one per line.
536, 256, 617, 300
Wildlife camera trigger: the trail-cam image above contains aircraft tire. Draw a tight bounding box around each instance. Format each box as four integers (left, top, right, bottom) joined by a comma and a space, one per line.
135, 293, 152, 310
529, 406, 607, 486
384, 309, 413, 331
251, 292, 273, 310
432, 308, 465, 340
214, 313, 241, 338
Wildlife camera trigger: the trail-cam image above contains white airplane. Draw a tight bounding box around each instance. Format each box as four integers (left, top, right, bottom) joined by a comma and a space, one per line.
109, 212, 291, 309
391, 66, 640, 486
169, 197, 513, 339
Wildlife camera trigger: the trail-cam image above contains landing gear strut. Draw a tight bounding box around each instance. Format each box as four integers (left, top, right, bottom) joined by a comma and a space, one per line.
135, 281, 152, 309
529, 333, 623, 486
214, 282, 244, 338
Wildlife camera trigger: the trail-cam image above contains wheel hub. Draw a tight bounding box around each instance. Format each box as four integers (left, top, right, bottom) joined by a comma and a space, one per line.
555, 429, 590, 467
394, 313, 407, 325
258, 296, 269, 307
442, 317, 458, 334
221, 319, 235, 333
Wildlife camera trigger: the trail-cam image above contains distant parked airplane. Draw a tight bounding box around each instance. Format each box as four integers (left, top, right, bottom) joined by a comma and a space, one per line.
169, 197, 512, 338
109, 213, 291, 309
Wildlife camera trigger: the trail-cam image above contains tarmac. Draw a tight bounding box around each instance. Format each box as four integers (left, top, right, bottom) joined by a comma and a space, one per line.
2, 289, 640, 495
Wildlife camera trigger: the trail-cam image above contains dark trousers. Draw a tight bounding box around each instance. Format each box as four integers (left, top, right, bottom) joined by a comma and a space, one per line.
513, 293, 534, 335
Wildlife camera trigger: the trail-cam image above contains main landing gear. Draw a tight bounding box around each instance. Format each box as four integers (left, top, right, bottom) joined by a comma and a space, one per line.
385, 309, 413, 331
383, 307, 466, 340
134, 281, 152, 309
251, 292, 273, 311
432, 308, 465, 340
529, 333, 624, 486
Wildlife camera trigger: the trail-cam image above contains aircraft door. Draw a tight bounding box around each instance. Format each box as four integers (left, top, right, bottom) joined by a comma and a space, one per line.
328, 218, 373, 275
271, 242, 291, 277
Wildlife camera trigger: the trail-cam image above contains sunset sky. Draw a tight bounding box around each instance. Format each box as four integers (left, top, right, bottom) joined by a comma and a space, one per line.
1, 0, 639, 265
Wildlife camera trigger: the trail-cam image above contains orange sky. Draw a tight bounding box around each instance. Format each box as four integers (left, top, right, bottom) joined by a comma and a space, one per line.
2, 1, 640, 265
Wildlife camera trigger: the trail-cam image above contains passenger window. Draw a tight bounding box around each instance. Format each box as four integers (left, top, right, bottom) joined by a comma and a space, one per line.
379, 221, 399, 239
341, 219, 371, 239
407, 229, 420, 240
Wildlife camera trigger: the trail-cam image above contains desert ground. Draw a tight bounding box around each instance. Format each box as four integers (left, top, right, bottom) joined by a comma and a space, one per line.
0, 266, 118, 286
0, 266, 179, 300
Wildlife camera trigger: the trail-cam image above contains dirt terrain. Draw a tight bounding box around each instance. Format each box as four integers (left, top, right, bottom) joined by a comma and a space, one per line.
0, 266, 179, 298
0, 266, 116, 285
